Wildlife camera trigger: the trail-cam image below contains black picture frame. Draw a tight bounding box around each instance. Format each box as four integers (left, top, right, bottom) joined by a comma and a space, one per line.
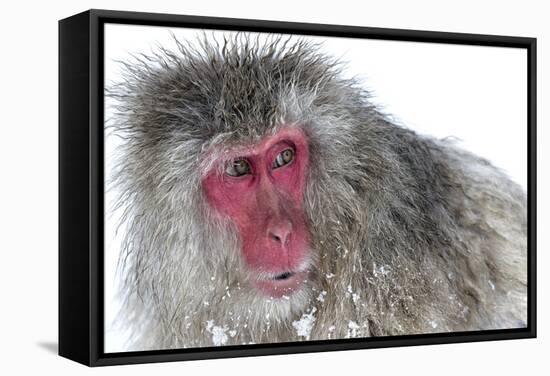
59, 9, 537, 367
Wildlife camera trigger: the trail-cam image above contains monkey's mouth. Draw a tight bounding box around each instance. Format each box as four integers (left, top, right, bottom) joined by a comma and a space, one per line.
254, 270, 307, 298
273, 271, 295, 281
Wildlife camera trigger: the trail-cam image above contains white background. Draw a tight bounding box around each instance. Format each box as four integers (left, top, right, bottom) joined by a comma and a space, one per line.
0, 0, 547, 374
104, 25, 528, 187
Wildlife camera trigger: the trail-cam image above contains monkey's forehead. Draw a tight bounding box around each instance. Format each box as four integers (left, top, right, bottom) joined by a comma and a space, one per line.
108, 35, 361, 134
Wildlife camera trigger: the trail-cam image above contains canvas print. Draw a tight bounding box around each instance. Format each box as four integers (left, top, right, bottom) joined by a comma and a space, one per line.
104, 24, 527, 353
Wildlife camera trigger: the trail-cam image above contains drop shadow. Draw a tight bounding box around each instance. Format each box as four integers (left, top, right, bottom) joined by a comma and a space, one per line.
37, 341, 58, 354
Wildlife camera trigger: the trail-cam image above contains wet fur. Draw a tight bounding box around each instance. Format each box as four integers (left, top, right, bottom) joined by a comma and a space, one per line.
107, 35, 527, 350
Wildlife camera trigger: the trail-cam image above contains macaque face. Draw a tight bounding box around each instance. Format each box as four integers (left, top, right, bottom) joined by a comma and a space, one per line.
202, 127, 311, 298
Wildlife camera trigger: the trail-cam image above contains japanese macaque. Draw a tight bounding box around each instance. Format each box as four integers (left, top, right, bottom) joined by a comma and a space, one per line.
107, 35, 527, 350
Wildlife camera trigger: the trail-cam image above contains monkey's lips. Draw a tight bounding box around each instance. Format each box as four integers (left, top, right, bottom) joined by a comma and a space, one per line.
254, 270, 308, 299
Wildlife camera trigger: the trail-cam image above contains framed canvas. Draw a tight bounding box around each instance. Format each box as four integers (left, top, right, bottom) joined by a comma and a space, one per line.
59, 9, 537, 366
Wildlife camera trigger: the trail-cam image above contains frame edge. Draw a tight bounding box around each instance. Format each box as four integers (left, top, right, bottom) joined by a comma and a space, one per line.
59, 10, 93, 367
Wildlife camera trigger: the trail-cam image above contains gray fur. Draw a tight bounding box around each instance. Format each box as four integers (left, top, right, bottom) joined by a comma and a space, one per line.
106, 34, 527, 350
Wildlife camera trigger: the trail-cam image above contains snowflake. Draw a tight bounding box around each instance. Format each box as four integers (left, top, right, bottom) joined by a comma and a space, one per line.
206, 320, 229, 346
292, 308, 317, 340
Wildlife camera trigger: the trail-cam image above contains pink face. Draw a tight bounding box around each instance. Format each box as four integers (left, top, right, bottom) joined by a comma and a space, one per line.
202, 127, 311, 298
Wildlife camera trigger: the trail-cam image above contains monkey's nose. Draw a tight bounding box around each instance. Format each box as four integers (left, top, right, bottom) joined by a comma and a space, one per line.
267, 220, 292, 246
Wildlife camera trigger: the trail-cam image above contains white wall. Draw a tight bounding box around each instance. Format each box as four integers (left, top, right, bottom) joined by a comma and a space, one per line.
0, 0, 547, 375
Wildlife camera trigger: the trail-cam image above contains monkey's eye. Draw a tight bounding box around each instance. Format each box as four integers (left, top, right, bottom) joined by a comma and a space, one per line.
226, 159, 252, 177
273, 148, 295, 169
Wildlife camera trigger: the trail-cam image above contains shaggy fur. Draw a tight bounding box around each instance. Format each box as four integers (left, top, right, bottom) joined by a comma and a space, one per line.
106, 34, 527, 350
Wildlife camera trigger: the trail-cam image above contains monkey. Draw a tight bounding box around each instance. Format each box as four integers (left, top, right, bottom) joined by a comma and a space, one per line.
106, 34, 527, 351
